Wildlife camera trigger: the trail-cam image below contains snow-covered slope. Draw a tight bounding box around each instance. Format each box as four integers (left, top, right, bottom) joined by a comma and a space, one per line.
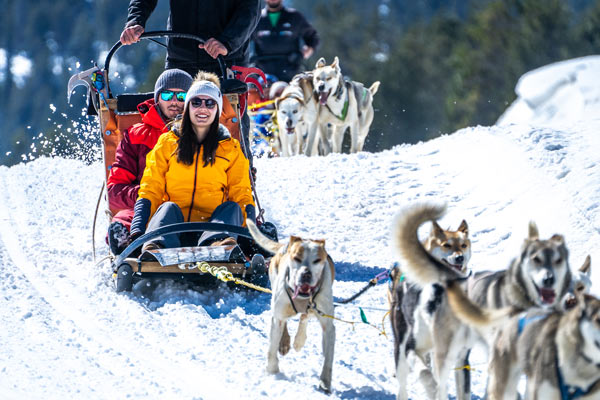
497, 55, 600, 127
0, 118, 598, 398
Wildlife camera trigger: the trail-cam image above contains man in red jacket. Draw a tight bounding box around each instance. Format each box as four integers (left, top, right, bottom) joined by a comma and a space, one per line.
107, 68, 193, 255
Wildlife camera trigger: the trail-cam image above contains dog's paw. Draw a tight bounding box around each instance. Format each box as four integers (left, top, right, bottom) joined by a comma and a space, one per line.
266, 364, 280, 375
293, 333, 307, 351
317, 380, 331, 394
279, 337, 290, 355
279, 328, 291, 355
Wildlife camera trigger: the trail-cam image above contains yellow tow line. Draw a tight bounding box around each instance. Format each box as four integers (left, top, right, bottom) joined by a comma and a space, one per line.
248, 99, 276, 111
195, 261, 272, 294
196, 261, 389, 336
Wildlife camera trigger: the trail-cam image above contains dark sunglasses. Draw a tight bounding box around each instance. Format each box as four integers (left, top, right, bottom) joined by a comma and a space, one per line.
190, 98, 218, 109
160, 90, 187, 102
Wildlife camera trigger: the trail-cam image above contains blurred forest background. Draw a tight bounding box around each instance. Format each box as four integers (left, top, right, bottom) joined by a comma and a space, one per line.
1, 0, 600, 166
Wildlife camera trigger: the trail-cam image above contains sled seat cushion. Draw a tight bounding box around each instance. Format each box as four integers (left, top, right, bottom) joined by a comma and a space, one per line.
116, 92, 153, 113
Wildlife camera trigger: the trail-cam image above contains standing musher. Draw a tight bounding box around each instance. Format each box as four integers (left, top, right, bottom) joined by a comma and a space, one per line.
119, 0, 262, 166
107, 68, 193, 255
251, 0, 320, 82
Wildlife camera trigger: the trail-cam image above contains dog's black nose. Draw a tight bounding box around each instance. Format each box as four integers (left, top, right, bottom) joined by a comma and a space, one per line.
300, 270, 312, 284
287, 119, 293, 127
542, 274, 555, 287
455, 255, 464, 264
319, 84, 325, 92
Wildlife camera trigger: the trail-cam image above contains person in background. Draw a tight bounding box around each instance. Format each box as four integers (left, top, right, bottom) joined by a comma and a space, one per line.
251, 0, 319, 82
120, 0, 261, 76
129, 72, 256, 252
107, 68, 193, 255
119, 0, 261, 167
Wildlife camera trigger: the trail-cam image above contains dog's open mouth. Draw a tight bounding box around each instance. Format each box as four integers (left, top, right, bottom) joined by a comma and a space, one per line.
537, 287, 556, 305
286, 127, 296, 135
564, 294, 577, 309
442, 260, 465, 273
293, 283, 315, 299
318, 90, 330, 105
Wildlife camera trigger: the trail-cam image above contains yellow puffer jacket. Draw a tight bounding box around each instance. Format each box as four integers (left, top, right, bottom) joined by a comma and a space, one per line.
137, 125, 254, 224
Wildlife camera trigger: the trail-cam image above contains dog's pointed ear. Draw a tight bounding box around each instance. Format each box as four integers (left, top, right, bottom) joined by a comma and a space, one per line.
332, 56, 340, 70
457, 220, 468, 235
579, 255, 591, 276
289, 236, 302, 244
313, 238, 326, 246
528, 221, 539, 240
431, 220, 444, 237
315, 57, 326, 68
550, 234, 564, 246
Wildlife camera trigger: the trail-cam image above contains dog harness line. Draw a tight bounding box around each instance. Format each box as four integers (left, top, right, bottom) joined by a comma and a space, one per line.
517, 313, 548, 335
325, 77, 350, 122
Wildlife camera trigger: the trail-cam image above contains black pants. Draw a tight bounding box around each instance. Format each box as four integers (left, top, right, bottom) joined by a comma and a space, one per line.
145, 201, 243, 248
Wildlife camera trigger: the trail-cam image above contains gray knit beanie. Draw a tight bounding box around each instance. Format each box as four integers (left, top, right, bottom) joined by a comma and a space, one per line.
184, 80, 223, 117
154, 68, 193, 103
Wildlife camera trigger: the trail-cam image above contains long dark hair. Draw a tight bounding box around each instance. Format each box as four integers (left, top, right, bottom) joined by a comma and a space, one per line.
173, 106, 220, 167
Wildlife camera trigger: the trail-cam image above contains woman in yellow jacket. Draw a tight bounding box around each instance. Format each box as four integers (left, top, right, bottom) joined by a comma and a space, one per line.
129, 71, 255, 249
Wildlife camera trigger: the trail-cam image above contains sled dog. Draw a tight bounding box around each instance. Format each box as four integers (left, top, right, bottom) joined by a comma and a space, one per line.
562, 254, 592, 310
275, 73, 319, 156
395, 204, 572, 314
445, 256, 597, 400
389, 206, 474, 400
394, 203, 575, 398
247, 220, 336, 393
312, 56, 380, 154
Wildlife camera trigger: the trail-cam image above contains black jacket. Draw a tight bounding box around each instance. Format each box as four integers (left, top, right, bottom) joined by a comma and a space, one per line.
251, 7, 319, 82
126, 0, 261, 75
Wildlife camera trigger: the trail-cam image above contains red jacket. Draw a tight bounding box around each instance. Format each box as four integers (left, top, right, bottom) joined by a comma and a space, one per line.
107, 99, 168, 211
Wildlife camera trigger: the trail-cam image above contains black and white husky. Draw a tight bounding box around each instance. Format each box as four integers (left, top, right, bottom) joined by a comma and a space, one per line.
390, 204, 474, 400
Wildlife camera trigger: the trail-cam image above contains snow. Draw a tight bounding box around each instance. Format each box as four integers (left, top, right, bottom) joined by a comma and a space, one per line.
497, 55, 600, 127
1, 58, 599, 399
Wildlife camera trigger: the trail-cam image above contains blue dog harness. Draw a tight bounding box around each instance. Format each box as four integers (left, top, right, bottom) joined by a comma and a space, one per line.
518, 314, 598, 399
556, 358, 590, 400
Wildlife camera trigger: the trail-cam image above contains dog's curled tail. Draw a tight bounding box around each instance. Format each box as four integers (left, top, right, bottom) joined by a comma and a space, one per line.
247, 219, 283, 255
446, 281, 514, 329
394, 203, 465, 286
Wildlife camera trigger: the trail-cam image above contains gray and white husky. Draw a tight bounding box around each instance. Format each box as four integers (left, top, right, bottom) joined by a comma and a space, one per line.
446, 257, 596, 400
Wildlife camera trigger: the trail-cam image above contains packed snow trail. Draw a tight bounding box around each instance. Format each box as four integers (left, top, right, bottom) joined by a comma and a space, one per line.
0, 121, 598, 399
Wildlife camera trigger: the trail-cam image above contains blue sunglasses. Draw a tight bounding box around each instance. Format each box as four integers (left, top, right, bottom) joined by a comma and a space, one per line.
160, 90, 187, 102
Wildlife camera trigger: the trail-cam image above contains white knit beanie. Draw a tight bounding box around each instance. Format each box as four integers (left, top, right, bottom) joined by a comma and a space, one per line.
184, 81, 223, 116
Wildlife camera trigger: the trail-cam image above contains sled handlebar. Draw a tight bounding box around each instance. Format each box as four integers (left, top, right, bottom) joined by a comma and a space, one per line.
103, 31, 227, 98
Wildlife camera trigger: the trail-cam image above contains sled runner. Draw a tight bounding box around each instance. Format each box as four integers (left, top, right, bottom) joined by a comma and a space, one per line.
67, 31, 276, 292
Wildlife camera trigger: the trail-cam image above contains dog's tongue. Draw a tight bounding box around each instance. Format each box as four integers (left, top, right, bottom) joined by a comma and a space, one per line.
293, 284, 311, 299
319, 91, 329, 105
540, 288, 556, 304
